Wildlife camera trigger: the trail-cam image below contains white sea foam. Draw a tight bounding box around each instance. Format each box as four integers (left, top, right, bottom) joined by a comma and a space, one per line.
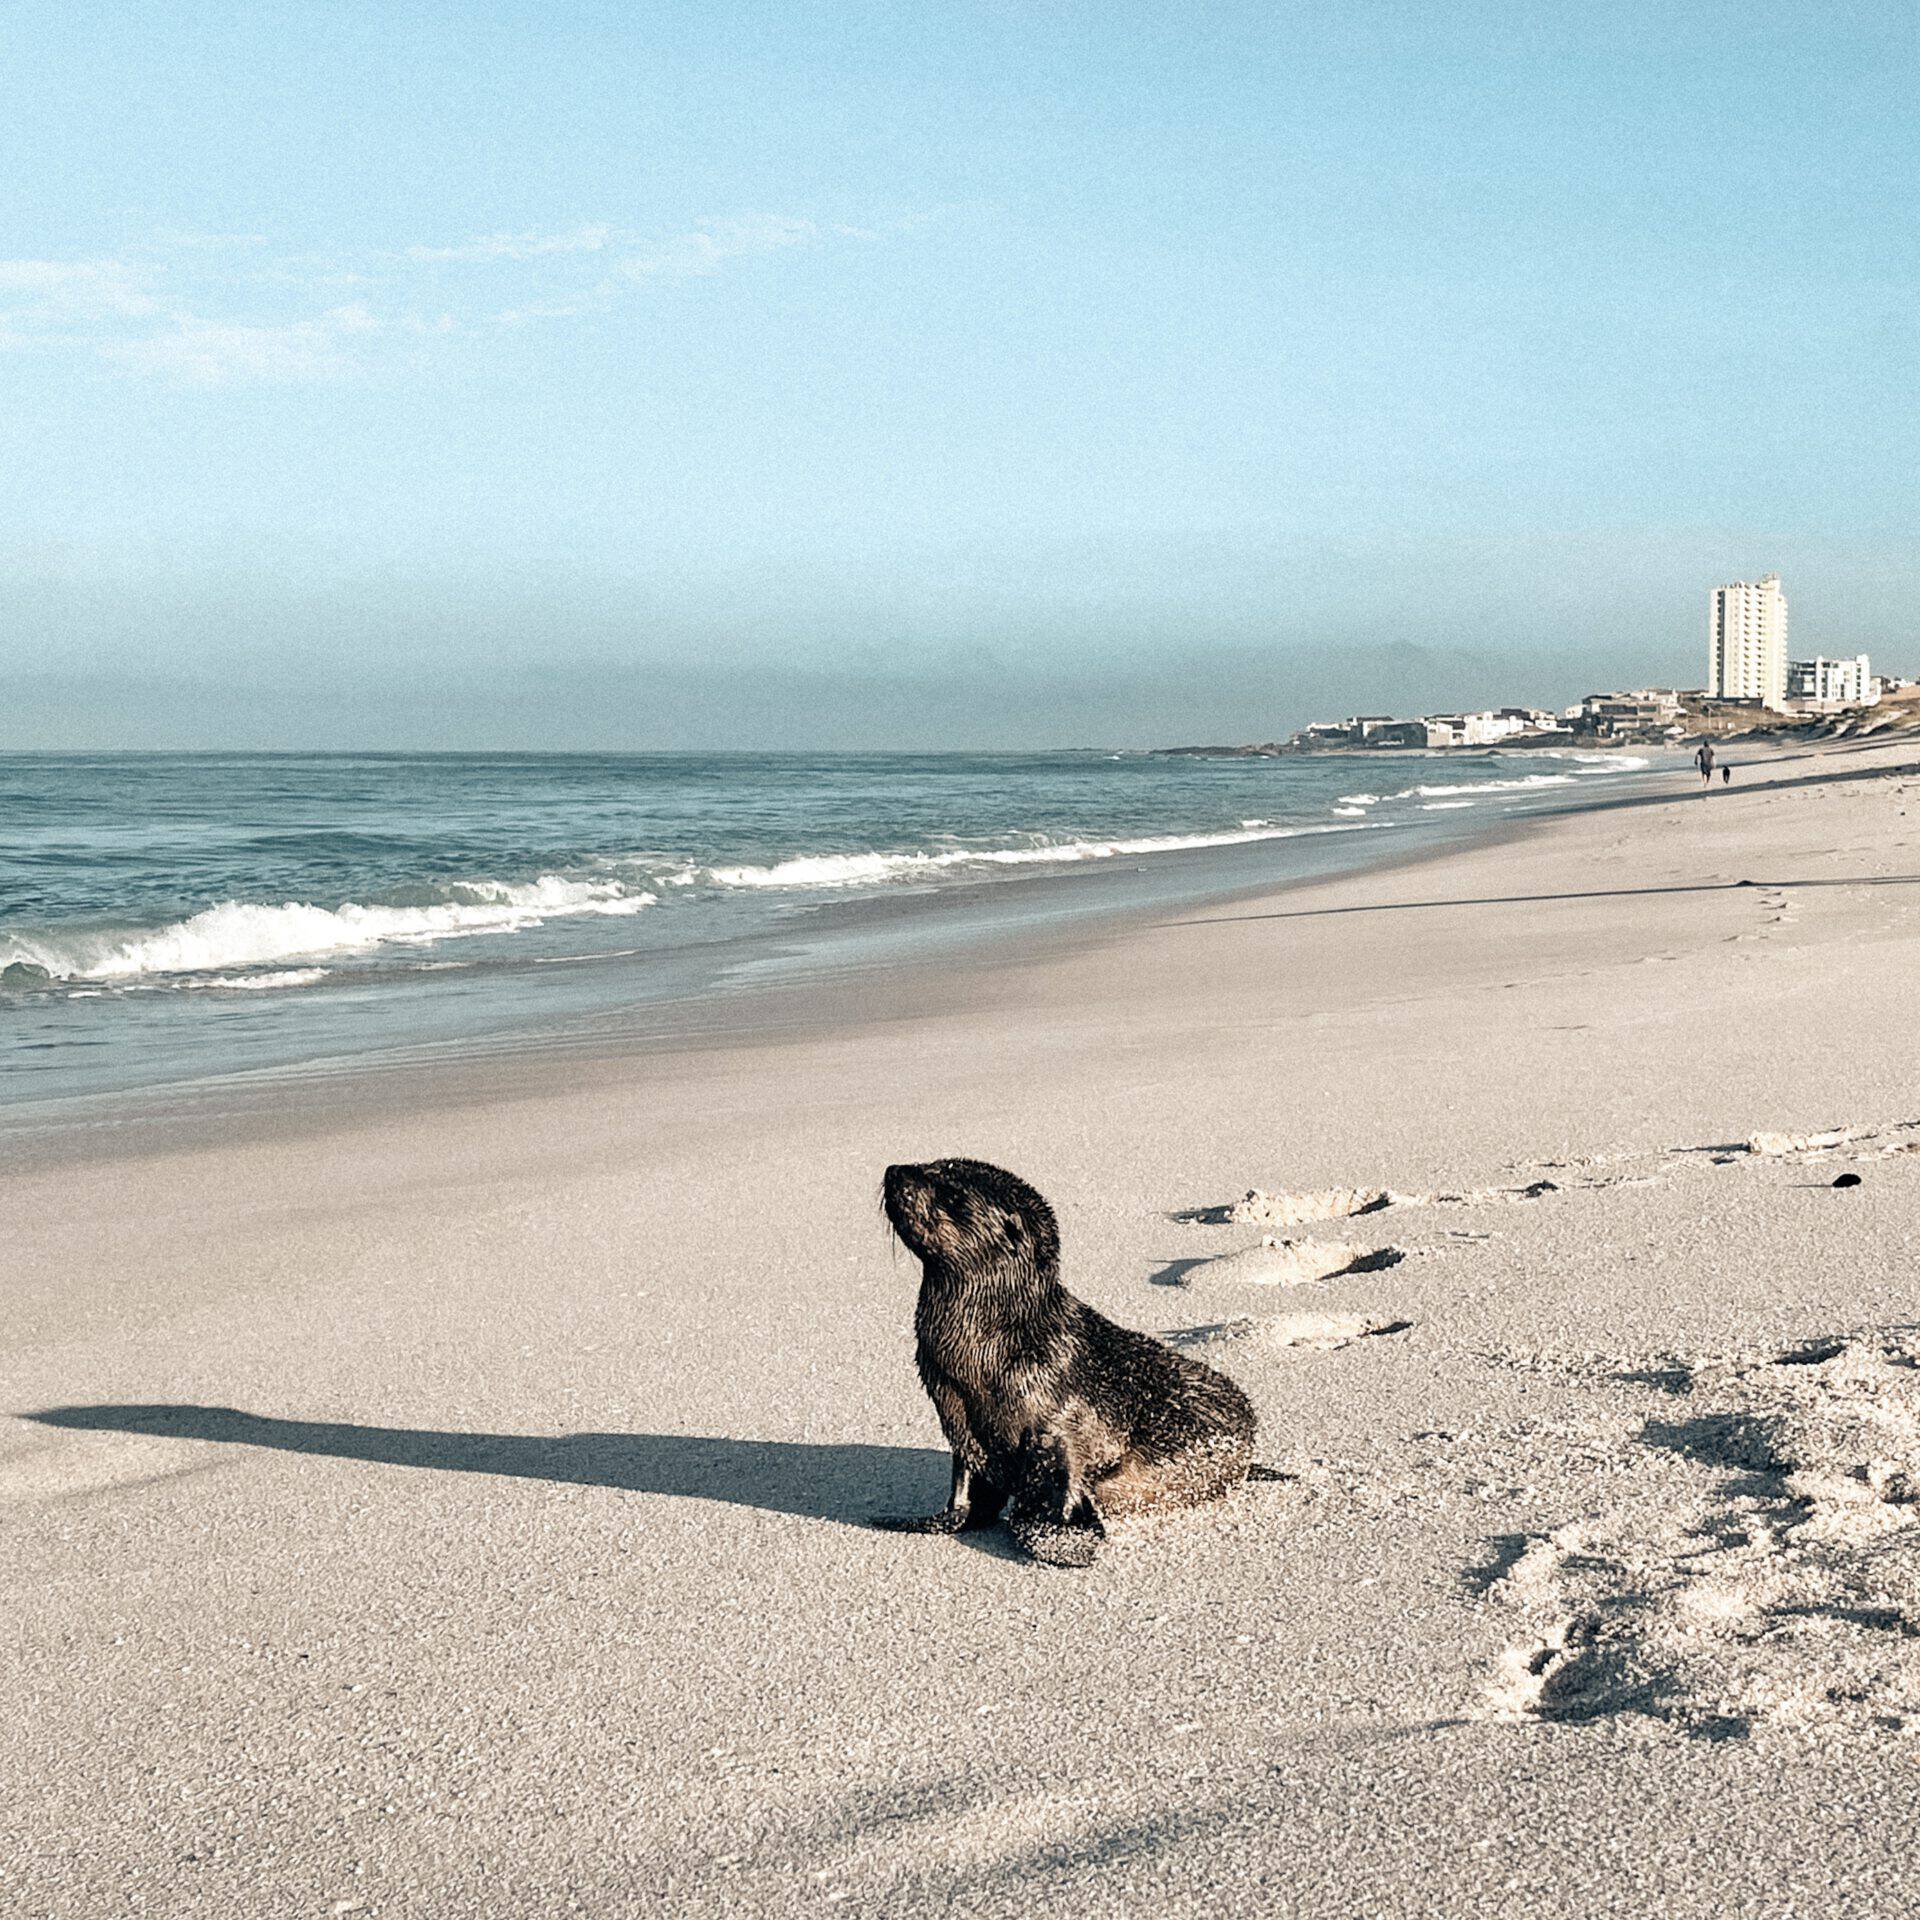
699, 822, 1373, 889
1, 876, 657, 983
1343, 757, 1649, 809
1331, 757, 1657, 819
1569, 751, 1652, 770
1422, 800, 1476, 811
191, 969, 330, 992
1400, 775, 1576, 798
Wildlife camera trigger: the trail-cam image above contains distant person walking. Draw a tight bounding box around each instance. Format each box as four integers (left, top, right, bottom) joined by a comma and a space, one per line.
1695, 741, 1716, 789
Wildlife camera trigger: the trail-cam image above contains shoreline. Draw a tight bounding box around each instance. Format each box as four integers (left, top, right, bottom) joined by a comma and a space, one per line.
0, 752, 1681, 1169
7, 743, 1632, 1126
1, 737, 1867, 1175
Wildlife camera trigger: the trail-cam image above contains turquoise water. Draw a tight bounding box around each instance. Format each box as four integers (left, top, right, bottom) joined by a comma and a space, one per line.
0, 748, 1659, 1105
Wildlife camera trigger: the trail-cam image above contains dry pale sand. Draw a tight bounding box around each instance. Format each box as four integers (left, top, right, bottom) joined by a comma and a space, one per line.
7, 739, 1920, 1917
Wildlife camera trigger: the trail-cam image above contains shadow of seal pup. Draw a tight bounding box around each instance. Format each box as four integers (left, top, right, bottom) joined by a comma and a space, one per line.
876, 1157, 1279, 1567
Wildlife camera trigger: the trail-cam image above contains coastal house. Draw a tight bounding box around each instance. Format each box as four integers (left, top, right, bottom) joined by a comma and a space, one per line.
1787, 654, 1876, 711
1566, 689, 1685, 739
1286, 714, 1411, 749
1359, 720, 1430, 749
1438, 709, 1560, 747
1472, 709, 1548, 744
1286, 707, 1580, 752
1494, 706, 1560, 733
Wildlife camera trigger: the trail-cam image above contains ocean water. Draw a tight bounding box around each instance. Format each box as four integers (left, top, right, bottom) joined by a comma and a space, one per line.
0, 748, 1660, 1109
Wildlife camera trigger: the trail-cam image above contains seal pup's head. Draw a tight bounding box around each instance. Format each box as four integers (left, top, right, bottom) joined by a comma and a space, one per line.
882, 1158, 1060, 1282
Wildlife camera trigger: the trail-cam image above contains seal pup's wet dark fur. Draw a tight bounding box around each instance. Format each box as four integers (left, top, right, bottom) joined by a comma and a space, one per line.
877, 1157, 1267, 1566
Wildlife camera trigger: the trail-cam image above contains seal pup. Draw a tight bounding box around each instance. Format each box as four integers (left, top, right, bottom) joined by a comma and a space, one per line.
876, 1157, 1272, 1566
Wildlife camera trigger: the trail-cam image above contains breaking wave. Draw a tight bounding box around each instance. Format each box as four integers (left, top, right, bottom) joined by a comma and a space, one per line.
0, 876, 657, 984
3, 824, 1398, 987
695, 821, 1375, 890
1337, 755, 1650, 812
0, 742, 1677, 1000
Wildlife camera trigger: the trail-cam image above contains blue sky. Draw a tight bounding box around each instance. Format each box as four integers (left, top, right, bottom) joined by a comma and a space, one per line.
3, 2, 1915, 748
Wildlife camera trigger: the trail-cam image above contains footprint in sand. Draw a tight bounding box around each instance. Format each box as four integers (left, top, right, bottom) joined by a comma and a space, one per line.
1472, 1330, 1920, 1741
1165, 1310, 1413, 1354
1182, 1238, 1405, 1288
1222, 1187, 1394, 1227
1646, 1117, 1920, 1173
1732, 887, 1797, 941
1746, 1127, 1859, 1156
1674, 1120, 1920, 1162
1419, 1180, 1562, 1209
1183, 1179, 1560, 1231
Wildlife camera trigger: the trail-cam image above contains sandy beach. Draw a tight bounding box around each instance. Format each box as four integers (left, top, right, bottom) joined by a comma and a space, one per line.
8, 737, 1920, 1918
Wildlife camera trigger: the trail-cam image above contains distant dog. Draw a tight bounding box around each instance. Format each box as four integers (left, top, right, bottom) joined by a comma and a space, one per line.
876, 1158, 1276, 1565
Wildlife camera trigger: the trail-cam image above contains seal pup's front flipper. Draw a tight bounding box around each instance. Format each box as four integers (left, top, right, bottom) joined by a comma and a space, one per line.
1006, 1510, 1104, 1568
871, 1508, 971, 1535
873, 1454, 1009, 1534
1005, 1435, 1105, 1568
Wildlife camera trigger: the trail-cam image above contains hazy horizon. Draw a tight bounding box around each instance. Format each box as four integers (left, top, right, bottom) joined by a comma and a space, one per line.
4, 4, 1914, 751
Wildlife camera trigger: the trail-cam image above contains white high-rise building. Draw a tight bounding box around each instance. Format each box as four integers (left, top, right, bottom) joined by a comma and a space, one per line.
1708, 574, 1788, 709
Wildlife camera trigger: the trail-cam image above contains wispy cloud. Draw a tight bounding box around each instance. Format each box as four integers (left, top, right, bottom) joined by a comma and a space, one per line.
490, 292, 613, 328
99, 304, 379, 387
404, 223, 615, 264
0, 258, 160, 324
401, 214, 831, 273
617, 214, 820, 280
0, 210, 890, 387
